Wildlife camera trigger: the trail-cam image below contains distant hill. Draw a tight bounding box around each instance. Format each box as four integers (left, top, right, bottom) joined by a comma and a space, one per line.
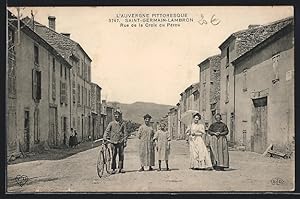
108, 101, 174, 124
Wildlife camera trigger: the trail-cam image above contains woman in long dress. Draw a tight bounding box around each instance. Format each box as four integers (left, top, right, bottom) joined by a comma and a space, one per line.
153, 122, 171, 171
138, 114, 155, 171
186, 113, 212, 170
207, 113, 229, 171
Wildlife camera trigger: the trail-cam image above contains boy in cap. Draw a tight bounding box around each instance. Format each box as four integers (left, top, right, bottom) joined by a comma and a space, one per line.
103, 109, 128, 174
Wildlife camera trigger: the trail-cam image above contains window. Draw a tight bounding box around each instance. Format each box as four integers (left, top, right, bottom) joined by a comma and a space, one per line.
32, 69, 42, 101
77, 84, 81, 105
194, 91, 199, 101
60, 64, 63, 77
82, 62, 84, 78
243, 69, 247, 92
52, 58, 56, 100
85, 88, 88, 106
34, 45, 39, 65
88, 90, 91, 107
272, 54, 280, 83
60, 81, 66, 104
72, 81, 76, 103
65, 66, 67, 80
225, 75, 229, 103
226, 46, 229, 66
52, 58, 56, 72
81, 86, 84, 105
77, 60, 81, 76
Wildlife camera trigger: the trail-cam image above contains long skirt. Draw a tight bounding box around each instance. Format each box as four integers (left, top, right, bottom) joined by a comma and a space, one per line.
189, 135, 212, 169
209, 135, 229, 168
139, 140, 155, 166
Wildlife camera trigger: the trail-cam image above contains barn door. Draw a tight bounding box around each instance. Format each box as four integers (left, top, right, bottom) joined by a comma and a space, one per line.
49, 107, 58, 146
253, 97, 268, 153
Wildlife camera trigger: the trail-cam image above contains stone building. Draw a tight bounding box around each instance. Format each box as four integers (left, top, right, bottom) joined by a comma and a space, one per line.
176, 102, 182, 140
218, 16, 293, 146
7, 11, 72, 156
198, 54, 221, 126
232, 17, 294, 153
176, 83, 200, 139
23, 16, 93, 142
91, 83, 102, 140
167, 107, 178, 140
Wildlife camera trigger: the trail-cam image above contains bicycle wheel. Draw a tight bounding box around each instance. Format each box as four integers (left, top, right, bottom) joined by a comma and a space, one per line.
97, 150, 105, 178
105, 147, 112, 174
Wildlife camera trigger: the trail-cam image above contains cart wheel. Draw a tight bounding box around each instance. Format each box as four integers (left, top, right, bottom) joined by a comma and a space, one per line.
105, 147, 112, 174
97, 151, 105, 178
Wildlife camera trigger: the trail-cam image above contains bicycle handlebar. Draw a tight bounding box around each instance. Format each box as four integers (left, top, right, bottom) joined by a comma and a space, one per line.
93, 138, 112, 144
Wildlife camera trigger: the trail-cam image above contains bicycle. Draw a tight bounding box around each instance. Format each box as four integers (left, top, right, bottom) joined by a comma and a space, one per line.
93, 138, 112, 178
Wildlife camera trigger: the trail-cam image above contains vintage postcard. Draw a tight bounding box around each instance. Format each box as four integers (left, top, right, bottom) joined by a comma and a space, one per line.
6, 6, 294, 192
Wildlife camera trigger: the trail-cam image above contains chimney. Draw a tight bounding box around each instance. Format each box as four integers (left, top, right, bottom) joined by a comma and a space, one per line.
248, 24, 261, 29
61, 33, 71, 38
48, 16, 56, 31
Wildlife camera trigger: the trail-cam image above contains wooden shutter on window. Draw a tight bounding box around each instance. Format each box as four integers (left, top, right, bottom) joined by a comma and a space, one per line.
65, 82, 68, 105
60, 81, 64, 104
52, 71, 56, 100
36, 71, 42, 100
32, 69, 37, 100
72, 81, 76, 103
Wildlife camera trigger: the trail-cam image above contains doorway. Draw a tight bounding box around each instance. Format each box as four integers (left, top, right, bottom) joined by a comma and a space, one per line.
252, 97, 268, 153
24, 110, 30, 152
49, 107, 58, 146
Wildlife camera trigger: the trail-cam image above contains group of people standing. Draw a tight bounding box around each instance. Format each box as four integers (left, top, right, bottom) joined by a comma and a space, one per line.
187, 113, 229, 171
103, 109, 229, 174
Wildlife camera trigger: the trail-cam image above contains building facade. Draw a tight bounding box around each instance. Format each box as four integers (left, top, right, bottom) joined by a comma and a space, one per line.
198, 55, 221, 126
91, 83, 102, 140
7, 11, 72, 156
23, 16, 93, 142
232, 20, 294, 153
218, 17, 293, 145
167, 107, 178, 140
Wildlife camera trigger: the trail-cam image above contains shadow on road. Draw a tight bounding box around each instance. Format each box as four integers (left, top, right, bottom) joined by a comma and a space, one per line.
124, 168, 180, 173
8, 141, 101, 165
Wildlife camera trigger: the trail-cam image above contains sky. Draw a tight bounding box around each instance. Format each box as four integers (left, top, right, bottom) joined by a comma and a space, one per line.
8, 6, 293, 105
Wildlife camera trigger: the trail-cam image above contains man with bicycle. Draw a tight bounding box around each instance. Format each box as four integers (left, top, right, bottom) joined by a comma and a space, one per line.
103, 109, 128, 174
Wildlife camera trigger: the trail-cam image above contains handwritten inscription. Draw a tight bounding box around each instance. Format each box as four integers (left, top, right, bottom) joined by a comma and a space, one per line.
198, 14, 221, 26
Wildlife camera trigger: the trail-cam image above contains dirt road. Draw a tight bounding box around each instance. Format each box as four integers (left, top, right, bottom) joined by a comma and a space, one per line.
7, 137, 294, 192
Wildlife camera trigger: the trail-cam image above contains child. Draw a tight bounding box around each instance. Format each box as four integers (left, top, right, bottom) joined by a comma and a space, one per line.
153, 123, 171, 171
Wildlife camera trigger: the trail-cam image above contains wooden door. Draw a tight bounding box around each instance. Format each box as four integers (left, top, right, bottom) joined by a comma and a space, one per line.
24, 111, 30, 152
49, 107, 58, 146
253, 97, 268, 153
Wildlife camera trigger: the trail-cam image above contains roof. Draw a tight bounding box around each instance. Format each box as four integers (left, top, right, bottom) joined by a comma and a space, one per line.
22, 16, 92, 62
91, 82, 102, 89
8, 11, 72, 69
184, 82, 199, 92
219, 16, 294, 60
198, 54, 221, 68
233, 21, 294, 65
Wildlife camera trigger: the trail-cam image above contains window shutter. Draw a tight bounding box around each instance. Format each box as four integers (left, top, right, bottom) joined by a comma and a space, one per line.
72, 81, 76, 103
65, 82, 68, 105
32, 69, 37, 100
52, 70, 56, 100
60, 81, 63, 104
37, 71, 42, 100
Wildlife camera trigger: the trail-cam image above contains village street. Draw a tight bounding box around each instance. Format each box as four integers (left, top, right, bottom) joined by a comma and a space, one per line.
7, 136, 294, 192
